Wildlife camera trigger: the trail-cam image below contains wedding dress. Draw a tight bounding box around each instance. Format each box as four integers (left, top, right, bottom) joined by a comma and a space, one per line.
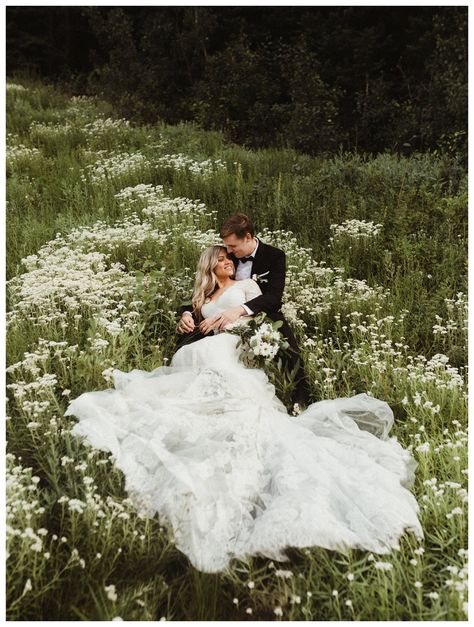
65, 279, 423, 573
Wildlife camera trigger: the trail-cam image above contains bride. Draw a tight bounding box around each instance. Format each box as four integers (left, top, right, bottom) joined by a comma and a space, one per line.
65, 245, 423, 573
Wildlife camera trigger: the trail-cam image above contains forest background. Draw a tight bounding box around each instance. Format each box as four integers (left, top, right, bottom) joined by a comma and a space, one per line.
6, 5, 467, 162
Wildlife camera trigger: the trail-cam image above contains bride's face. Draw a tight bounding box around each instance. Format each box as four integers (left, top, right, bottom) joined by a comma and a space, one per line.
213, 251, 234, 280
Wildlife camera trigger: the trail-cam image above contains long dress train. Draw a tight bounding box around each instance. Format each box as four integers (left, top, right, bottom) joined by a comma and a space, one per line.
65, 282, 422, 573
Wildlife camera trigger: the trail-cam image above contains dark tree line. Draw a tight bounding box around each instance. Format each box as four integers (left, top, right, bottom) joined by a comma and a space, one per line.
6, 6, 467, 159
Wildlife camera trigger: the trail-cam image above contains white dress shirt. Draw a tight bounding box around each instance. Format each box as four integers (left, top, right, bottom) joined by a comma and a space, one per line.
234, 238, 259, 280
234, 238, 259, 314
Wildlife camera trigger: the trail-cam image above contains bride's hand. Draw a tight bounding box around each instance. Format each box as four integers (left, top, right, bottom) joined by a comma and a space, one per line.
216, 306, 246, 331
199, 315, 222, 335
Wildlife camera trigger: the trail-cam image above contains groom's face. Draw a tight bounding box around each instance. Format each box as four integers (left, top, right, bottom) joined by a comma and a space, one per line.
222, 233, 255, 258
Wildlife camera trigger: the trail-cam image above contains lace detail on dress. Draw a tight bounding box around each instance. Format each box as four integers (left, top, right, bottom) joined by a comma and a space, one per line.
65, 327, 423, 573
201, 280, 261, 321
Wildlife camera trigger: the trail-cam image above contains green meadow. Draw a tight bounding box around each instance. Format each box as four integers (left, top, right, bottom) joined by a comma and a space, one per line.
6, 79, 467, 620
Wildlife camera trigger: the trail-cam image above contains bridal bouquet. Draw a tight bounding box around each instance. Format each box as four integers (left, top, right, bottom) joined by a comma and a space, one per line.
227, 313, 298, 408
227, 313, 289, 367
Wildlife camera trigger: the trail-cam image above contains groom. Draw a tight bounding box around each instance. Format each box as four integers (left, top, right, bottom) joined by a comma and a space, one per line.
176, 213, 311, 407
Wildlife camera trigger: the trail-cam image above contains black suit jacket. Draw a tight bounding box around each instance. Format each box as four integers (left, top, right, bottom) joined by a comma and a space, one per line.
229, 239, 286, 316
178, 239, 286, 320
176, 240, 310, 403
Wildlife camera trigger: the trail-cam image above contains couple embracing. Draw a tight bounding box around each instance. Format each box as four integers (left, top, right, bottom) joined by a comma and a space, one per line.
65, 212, 423, 573
176, 212, 310, 408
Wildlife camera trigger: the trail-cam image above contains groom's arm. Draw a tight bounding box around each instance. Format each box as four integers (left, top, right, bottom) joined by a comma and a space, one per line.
177, 303, 197, 334
178, 303, 193, 317
243, 249, 286, 315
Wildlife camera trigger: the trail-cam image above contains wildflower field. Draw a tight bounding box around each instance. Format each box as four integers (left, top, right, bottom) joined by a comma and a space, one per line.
5, 80, 468, 621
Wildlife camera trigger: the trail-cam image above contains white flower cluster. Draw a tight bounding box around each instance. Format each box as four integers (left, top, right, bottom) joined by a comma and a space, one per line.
433, 292, 467, 337
443, 562, 468, 604
329, 219, 383, 241
6, 453, 48, 560
6, 338, 77, 379
407, 353, 465, 391
66, 214, 169, 251
65, 95, 101, 119
81, 151, 150, 185
105, 583, 118, 602
7, 202, 222, 340
6, 435, 153, 570
68, 95, 98, 106
6, 144, 42, 163
143, 195, 214, 222
114, 184, 214, 222
83, 117, 131, 136
29, 121, 74, 140
249, 323, 281, 360
156, 153, 227, 177
6, 83, 27, 92
303, 303, 467, 403
57, 481, 151, 524
114, 183, 165, 207
374, 561, 393, 571
7, 241, 138, 333
260, 228, 387, 329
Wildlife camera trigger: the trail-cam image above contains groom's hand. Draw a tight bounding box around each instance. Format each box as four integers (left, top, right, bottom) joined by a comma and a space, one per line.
177, 312, 195, 334
216, 306, 247, 331
199, 315, 221, 335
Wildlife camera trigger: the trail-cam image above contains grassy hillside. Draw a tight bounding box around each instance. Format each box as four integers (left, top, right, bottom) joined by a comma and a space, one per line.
6, 79, 467, 620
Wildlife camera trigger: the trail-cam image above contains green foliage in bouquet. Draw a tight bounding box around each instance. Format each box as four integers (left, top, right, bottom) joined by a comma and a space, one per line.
227, 312, 300, 410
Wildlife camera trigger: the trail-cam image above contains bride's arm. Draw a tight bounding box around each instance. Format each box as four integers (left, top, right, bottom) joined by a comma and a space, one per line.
215, 280, 263, 331
243, 279, 263, 304
229, 280, 262, 326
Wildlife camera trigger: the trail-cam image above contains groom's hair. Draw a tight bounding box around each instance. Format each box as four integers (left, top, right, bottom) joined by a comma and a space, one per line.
220, 213, 255, 239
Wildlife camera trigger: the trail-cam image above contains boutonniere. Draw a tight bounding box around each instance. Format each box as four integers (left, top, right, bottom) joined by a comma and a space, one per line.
252, 271, 269, 284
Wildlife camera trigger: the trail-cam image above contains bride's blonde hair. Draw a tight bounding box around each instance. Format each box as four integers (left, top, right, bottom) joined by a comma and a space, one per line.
192, 245, 231, 321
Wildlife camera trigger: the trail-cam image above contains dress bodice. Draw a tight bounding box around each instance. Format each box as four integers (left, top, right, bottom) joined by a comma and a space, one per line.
201, 279, 261, 319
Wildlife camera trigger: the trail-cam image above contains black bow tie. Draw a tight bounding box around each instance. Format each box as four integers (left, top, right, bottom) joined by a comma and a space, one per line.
239, 255, 254, 263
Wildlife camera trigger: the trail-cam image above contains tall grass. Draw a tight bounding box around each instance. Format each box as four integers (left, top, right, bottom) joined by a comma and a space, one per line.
6, 77, 467, 620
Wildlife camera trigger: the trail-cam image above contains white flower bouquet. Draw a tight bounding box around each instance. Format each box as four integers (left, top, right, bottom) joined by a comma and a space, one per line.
227, 312, 289, 368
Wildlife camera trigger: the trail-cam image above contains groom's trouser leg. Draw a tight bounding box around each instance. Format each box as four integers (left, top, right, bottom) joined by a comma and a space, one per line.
175, 329, 207, 351
276, 319, 312, 406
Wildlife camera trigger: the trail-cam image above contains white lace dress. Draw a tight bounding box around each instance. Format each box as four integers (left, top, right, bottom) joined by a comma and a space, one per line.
200, 278, 262, 329
65, 279, 423, 573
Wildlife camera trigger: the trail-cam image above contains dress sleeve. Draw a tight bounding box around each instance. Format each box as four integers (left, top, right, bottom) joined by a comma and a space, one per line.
244, 279, 262, 302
